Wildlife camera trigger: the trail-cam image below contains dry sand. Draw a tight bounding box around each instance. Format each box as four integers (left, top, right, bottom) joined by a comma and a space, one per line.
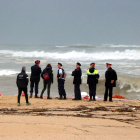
0, 96, 140, 140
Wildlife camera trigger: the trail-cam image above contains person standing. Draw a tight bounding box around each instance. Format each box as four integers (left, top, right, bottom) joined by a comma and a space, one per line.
104, 63, 117, 102
30, 60, 41, 98
57, 63, 67, 100
16, 66, 31, 106
40, 64, 53, 99
72, 62, 82, 100
87, 63, 99, 101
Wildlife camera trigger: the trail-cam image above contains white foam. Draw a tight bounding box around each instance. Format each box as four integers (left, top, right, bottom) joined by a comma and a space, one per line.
0, 49, 140, 60
0, 69, 30, 76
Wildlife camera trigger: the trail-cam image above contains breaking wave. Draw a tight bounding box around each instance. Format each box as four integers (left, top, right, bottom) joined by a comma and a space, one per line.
0, 49, 140, 60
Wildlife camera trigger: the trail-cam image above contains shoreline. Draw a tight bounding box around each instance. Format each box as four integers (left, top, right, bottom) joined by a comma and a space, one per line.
0, 96, 140, 139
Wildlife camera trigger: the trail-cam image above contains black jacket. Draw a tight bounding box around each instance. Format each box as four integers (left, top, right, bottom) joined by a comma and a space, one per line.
30, 64, 41, 82
105, 67, 117, 87
16, 71, 29, 88
72, 68, 82, 84
41, 67, 53, 83
87, 68, 100, 85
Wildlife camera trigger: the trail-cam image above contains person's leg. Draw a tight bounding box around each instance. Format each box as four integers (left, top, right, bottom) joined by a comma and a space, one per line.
30, 81, 34, 98
109, 87, 113, 101
58, 80, 63, 99
78, 84, 81, 100
104, 86, 109, 101
62, 80, 66, 99
47, 81, 51, 99
93, 85, 96, 101
35, 81, 39, 98
23, 88, 29, 103
40, 80, 47, 98
18, 88, 22, 104
89, 84, 92, 100
75, 84, 79, 99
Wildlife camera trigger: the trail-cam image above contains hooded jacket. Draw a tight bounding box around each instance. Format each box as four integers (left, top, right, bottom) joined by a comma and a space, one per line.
41, 67, 53, 83
87, 68, 99, 85
16, 70, 29, 88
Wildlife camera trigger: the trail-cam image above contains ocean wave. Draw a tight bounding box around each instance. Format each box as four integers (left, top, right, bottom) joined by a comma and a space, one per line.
0, 49, 140, 60
55, 46, 68, 48
0, 70, 30, 76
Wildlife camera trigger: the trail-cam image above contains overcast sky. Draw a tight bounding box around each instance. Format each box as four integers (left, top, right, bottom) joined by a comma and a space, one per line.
0, 0, 140, 45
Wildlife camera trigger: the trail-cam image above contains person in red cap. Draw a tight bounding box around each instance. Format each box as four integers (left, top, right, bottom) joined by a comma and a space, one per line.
104, 63, 117, 102
30, 60, 42, 98
72, 62, 82, 100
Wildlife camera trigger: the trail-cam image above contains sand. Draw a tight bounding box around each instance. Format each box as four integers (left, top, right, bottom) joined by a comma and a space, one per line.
0, 96, 140, 140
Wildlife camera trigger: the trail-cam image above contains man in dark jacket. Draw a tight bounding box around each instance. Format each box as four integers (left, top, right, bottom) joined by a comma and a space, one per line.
40, 65, 53, 99
87, 63, 100, 101
104, 63, 117, 102
30, 60, 41, 98
72, 62, 82, 100
16, 66, 31, 106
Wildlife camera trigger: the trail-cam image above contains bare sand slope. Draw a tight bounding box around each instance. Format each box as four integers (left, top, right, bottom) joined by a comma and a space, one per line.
0, 96, 140, 140
0, 116, 140, 140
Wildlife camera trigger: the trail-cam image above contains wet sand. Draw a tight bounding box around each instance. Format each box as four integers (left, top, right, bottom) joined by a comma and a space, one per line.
0, 96, 140, 140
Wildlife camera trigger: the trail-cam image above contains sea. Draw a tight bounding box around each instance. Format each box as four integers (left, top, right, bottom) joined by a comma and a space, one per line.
0, 44, 140, 99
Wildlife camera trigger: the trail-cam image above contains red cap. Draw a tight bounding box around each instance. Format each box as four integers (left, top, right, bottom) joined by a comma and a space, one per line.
106, 63, 112, 66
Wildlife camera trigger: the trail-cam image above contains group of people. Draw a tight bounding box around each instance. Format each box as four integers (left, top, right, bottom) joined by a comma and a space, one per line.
16, 60, 117, 106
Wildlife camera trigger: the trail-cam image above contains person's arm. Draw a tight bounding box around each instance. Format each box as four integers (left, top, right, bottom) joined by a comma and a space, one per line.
72, 69, 76, 76
51, 70, 53, 83
41, 69, 45, 79
64, 73, 67, 79
16, 75, 18, 87
25, 74, 29, 86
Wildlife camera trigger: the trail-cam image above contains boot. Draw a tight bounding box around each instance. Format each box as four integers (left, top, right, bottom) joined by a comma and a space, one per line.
40, 92, 43, 99
58, 95, 63, 100
63, 95, 66, 100
93, 96, 96, 101
35, 93, 39, 98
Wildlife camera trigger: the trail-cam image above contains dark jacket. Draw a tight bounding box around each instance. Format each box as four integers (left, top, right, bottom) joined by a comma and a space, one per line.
87, 68, 100, 85
72, 68, 82, 84
30, 64, 41, 82
16, 71, 29, 88
105, 67, 117, 87
41, 67, 53, 83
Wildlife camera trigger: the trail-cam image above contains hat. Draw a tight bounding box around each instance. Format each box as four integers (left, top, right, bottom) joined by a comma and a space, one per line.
58, 63, 62, 66
35, 60, 40, 64
77, 62, 81, 66
106, 63, 112, 66
90, 63, 95, 65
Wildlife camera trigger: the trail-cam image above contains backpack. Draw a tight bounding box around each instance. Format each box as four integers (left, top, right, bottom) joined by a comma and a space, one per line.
44, 69, 50, 80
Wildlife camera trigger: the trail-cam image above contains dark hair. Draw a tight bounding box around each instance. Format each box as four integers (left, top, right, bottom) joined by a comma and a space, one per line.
46, 64, 52, 69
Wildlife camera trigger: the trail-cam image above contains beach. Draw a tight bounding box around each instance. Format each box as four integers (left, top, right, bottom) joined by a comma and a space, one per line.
0, 96, 140, 140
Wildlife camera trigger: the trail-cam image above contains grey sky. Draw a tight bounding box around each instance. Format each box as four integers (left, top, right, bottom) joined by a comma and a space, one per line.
0, 0, 140, 45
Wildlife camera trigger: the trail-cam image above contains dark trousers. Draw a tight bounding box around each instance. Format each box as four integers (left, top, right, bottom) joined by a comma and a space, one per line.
58, 79, 66, 98
104, 86, 113, 101
89, 84, 96, 100
74, 84, 81, 100
40, 80, 51, 97
30, 81, 39, 96
18, 88, 29, 103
